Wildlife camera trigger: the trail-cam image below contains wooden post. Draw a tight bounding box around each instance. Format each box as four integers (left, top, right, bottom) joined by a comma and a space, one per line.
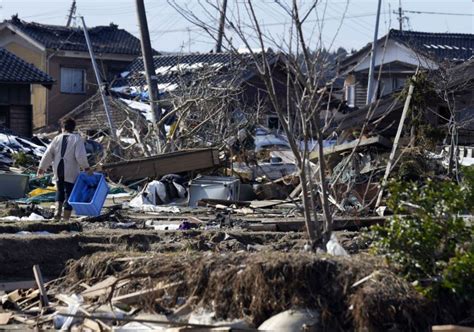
375, 78, 416, 207
33, 265, 49, 308
135, 0, 163, 152
216, 0, 228, 53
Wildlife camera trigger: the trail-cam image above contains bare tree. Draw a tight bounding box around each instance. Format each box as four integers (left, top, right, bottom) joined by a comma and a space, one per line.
168, 0, 351, 247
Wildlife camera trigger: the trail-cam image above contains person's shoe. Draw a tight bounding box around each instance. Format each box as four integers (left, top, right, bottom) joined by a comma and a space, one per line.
62, 209, 72, 222
53, 202, 63, 221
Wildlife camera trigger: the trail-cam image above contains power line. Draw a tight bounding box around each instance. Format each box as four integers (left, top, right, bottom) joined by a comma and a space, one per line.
402, 10, 474, 17
149, 11, 387, 35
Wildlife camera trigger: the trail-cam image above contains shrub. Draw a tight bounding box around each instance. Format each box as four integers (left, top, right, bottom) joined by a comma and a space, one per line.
371, 167, 474, 298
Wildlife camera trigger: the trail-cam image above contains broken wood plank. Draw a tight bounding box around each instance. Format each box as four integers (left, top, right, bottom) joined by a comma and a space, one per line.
247, 223, 278, 232
0, 313, 12, 325
259, 216, 386, 232
198, 198, 251, 207
102, 148, 221, 183
112, 281, 182, 305
81, 276, 120, 299
82, 318, 102, 331
289, 183, 302, 199
16, 290, 39, 306
32, 265, 48, 308
310, 135, 392, 161
432, 326, 474, 332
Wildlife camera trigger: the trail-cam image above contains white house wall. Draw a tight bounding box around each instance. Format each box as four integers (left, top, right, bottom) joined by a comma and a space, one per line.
353, 39, 438, 73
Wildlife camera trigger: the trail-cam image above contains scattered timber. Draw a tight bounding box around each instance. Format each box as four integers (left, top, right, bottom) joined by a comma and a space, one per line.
309, 135, 392, 161
102, 148, 221, 183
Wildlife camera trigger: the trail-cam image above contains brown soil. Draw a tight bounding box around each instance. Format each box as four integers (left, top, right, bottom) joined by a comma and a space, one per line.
0, 229, 308, 279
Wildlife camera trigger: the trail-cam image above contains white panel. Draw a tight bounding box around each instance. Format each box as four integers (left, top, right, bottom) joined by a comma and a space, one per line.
354, 39, 439, 73
60, 68, 85, 93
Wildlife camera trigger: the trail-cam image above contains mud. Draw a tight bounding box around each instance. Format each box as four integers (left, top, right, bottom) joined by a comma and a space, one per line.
0, 229, 308, 279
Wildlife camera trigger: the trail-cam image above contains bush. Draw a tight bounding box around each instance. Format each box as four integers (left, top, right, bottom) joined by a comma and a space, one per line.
370, 167, 474, 299
443, 249, 474, 300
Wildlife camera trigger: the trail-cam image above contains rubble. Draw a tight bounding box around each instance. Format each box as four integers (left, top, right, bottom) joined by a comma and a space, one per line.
0, 34, 472, 332
0, 121, 470, 330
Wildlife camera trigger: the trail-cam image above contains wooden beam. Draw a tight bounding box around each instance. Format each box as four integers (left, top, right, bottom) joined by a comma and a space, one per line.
432, 325, 474, 332
310, 135, 391, 161
102, 148, 221, 183
32, 265, 49, 308
259, 216, 386, 232
0, 313, 12, 325
112, 281, 182, 305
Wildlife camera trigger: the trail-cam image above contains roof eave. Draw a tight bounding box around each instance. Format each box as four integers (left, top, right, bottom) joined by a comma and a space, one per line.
0, 22, 46, 51
0, 80, 54, 86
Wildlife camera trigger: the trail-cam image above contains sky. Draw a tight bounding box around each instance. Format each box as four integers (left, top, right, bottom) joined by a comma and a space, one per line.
1, 0, 472, 54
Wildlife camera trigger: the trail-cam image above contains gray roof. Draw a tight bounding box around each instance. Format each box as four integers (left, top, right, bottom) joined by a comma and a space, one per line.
0, 47, 54, 86
340, 29, 474, 72
113, 51, 280, 94
6, 15, 148, 56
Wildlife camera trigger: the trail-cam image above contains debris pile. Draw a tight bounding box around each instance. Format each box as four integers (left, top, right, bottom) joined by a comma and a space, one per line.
0, 252, 433, 331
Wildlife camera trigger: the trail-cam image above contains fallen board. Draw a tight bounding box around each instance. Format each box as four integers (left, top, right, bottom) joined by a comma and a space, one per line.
260, 216, 386, 232
310, 135, 392, 161
102, 148, 221, 183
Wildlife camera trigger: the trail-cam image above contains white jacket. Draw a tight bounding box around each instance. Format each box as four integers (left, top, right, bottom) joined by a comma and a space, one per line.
39, 132, 90, 183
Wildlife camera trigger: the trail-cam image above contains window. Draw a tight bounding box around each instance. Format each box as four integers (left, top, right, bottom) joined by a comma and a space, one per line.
392, 77, 406, 90
345, 84, 355, 107
60, 68, 86, 94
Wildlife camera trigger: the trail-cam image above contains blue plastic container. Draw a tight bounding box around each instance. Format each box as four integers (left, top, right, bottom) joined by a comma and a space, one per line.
68, 172, 109, 216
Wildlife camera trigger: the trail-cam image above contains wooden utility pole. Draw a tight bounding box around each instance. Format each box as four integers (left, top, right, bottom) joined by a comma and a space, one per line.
66, 0, 76, 27
398, 0, 403, 31
80, 16, 117, 142
366, 0, 382, 105
216, 0, 228, 53
135, 0, 163, 152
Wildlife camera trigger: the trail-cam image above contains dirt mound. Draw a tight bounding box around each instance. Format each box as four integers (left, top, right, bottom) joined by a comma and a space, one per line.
62, 251, 432, 330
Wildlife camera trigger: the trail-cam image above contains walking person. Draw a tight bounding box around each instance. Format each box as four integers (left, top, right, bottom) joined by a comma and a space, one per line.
37, 118, 93, 221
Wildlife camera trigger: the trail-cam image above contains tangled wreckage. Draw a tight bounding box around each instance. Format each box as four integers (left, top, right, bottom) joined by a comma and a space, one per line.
0, 41, 473, 330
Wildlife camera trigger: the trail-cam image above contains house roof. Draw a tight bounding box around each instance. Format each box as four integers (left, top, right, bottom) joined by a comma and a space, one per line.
60, 92, 147, 133
336, 92, 404, 133
390, 30, 474, 61
0, 47, 54, 86
113, 51, 280, 95
445, 57, 474, 90
340, 29, 474, 72
4, 15, 146, 56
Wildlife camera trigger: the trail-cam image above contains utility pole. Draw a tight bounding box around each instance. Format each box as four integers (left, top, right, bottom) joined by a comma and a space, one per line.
66, 0, 76, 27
366, 0, 382, 105
80, 16, 117, 142
398, 0, 403, 31
216, 0, 228, 53
135, 0, 163, 152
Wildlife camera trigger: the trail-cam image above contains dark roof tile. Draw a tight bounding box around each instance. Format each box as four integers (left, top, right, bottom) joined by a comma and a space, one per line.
340, 29, 474, 71
7, 16, 147, 56
115, 52, 277, 91
390, 29, 474, 62
0, 47, 54, 85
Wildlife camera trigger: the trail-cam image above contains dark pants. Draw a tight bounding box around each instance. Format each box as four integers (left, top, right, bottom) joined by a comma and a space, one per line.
56, 180, 75, 211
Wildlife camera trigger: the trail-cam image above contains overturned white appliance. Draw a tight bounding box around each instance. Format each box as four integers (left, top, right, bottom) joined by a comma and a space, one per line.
188, 176, 240, 207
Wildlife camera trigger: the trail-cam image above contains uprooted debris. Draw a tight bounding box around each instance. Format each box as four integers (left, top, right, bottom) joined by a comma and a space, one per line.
0, 252, 434, 331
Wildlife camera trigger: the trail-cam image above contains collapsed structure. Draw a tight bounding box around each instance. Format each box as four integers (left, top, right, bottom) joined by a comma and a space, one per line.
0, 24, 473, 330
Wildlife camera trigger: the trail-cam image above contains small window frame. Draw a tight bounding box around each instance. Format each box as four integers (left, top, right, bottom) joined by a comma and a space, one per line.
60, 67, 86, 94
